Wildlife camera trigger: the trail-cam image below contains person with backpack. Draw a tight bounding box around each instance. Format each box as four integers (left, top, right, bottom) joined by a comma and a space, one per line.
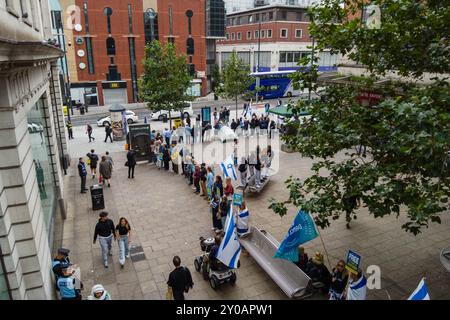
167, 256, 193, 300
86, 123, 95, 142
86, 149, 99, 179
104, 124, 113, 143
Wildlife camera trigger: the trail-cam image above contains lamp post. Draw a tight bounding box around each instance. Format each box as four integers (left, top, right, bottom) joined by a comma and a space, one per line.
256, 19, 262, 104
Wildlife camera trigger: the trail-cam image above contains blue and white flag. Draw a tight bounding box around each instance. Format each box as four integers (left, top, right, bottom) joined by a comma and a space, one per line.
274, 210, 318, 262
408, 278, 430, 300
221, 155, 237, 181
217, 205, 241, 269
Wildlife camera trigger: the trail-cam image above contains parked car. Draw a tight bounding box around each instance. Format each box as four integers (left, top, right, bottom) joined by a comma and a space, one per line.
96, 110, 138, 127
150, 102, 194, 121
28, 122, 44, 133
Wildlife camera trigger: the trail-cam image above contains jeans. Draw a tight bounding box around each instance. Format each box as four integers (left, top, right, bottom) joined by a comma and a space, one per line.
99, 234, 113, 266
118, 235, 129, 266
240, 171, 247, 187
255, 169, 261, 186
80, 175, 86, 191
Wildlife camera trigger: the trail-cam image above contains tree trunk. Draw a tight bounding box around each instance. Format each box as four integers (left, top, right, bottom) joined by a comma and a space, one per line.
235, 96, 238, 121
169, 110, 172, 131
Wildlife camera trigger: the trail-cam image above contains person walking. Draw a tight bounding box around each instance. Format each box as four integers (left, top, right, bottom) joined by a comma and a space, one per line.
93, 211, 116, 268
104, 124, 113, 143
255, 146, 263, 187
105, 151, 114, 166
236, 201, 250, 236
329, 260, 349, 300
66, 121, 74, 140
167, 256, 193, 300
86, 123, 95, 142
86, 149, 99, 179
87, 284, 112, 300
78, 158, 88, 193
57, 266, 83, 300
263, 145, 273, 178
233, 139, 239, 166
99, 156, 112, 187
126, 148, 137, 179
116, 217, 131, 269
163, 128, 171, 147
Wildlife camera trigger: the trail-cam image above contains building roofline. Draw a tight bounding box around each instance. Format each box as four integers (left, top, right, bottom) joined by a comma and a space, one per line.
227, 4, 309, 16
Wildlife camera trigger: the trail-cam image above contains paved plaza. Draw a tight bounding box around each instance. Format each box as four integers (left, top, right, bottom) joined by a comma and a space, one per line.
54, 130, 450, 300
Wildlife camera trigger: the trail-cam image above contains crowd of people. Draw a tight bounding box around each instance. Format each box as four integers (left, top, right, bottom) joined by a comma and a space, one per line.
294, 248, 367, 300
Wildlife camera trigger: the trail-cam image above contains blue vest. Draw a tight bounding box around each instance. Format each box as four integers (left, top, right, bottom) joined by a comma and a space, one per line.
57, 277, 76, 298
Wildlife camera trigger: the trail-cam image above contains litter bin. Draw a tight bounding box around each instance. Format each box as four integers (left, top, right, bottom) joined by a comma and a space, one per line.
90, 185, 105, 210
80, 105, 85, 115
174, 118, 182, 128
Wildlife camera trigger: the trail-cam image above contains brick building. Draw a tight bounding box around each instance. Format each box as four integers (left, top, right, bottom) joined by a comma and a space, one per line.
157, 0, 226, 97
62, 0, 150, 106
216, 4, 338, 72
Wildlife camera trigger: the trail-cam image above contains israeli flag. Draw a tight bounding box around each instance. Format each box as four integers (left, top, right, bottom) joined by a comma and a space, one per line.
221, 155, 237, 181
217, 205, 241, 269
408, 278, 430, 300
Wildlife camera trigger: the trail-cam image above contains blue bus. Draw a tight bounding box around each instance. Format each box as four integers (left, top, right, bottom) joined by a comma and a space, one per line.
249, 66, 337, 100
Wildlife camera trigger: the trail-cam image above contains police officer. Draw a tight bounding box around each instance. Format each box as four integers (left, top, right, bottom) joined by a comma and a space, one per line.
52, 248, 71, 282
56, 266, 83, 300
66, 121, 74, 140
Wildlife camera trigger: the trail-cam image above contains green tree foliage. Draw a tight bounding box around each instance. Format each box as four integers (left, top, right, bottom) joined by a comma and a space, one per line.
139, 41, 193, 128
270, 0, 450, 234
215, 51, 254, 119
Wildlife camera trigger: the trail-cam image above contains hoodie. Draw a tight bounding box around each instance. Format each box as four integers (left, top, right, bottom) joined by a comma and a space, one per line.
88, 284, 111, 300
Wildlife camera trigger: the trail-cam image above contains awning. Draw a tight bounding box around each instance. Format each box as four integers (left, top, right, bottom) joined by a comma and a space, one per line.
268, 105, 310, 117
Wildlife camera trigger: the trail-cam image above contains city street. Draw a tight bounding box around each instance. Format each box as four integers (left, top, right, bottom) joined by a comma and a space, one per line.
56, 130, 450, 300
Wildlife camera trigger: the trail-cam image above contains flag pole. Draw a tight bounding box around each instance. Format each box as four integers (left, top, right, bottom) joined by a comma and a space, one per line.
316, 225, 332, 270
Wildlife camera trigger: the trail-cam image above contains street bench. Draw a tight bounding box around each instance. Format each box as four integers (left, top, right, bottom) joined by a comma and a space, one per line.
239, 226, 312, 299
440, 245, 450, 272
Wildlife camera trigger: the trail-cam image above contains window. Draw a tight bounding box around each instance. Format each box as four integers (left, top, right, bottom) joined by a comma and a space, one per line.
144, 8, 158, 44
30, 0, 39, 30
268, 11, 273, 21
237, 17, 241, 25
261, 13, 267, 22
104, 7, 113, 34
286, 52, 293, 63
279, 52, 287, 63
294, 52, 301, 62
280, 11, 287, 20
260, 30, 265, 39
6, 0, 19, 17
232, 17, 236, 25
280, 29, 288, 38
186, 37, 194, 55
231, 33, 235, 40
255, 13, 260, 22
296, 12, 302, 21
267, 29, 272, 38
227, 18, 231, 26
226, 33, 229, 40
237, 32, 242, 40
106, 37, 116, 55
246, 31, 251, 40
295, 29, 302, 38
20, 0, 31, 26
254, 30, 259, 39
248, 15, 253, 23
186, 10, 193, 35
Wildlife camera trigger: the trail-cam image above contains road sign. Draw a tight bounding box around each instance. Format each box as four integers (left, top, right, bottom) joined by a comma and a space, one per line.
346, 250, 361, 275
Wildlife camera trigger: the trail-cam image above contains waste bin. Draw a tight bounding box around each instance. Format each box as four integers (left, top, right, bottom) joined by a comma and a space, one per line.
80, 105, 85, 115
90, 185, 105, 210
174, 118, 182, 128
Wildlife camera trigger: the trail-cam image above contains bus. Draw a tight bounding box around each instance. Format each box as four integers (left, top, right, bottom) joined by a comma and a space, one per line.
249, 66, 337, 100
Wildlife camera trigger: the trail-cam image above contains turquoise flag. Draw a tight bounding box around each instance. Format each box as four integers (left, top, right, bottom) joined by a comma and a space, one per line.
274, 210, 318, 262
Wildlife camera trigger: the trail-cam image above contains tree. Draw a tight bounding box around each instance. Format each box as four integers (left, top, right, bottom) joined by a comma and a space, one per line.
270, 0, 450, 235
140, 41, 193, 129
216, 51, 254, 120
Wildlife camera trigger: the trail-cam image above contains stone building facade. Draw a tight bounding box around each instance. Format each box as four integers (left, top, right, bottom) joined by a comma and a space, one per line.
0, 0, 67, 299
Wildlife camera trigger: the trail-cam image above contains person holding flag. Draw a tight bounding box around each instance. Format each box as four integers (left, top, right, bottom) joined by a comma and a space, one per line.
216, 204, 241, 270
221, 154, 238, 182
345, 269, 367, 300
236, 201, 250, 237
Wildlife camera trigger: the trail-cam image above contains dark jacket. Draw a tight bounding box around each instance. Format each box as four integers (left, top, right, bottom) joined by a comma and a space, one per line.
330, 268, 349, 295
294, 253, 309, 272
93, 219, 115, 242
78, 162, 87, 177
87, 153, 99, 167
127, 150, 137, 166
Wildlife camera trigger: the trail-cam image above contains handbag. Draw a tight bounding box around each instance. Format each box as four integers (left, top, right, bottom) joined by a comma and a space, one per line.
125, 161, 129, 167
99, 175, 103, 184
166, 287, 173, 300
87, 158, 91, 166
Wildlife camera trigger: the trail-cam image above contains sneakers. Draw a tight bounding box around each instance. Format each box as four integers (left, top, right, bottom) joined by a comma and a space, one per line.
80, 190, 87, 194
108, 183, 111, 187
120, 264, 124, 269
104, 263, 108, 268
126, 254, 130, 259
108, 252, 112, 256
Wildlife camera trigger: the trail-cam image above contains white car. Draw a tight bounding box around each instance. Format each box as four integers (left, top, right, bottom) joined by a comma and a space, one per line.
97, 110, 138, 127
217, 125, 238, 143
28, 122, 44, 133
150, 102, 194, 121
